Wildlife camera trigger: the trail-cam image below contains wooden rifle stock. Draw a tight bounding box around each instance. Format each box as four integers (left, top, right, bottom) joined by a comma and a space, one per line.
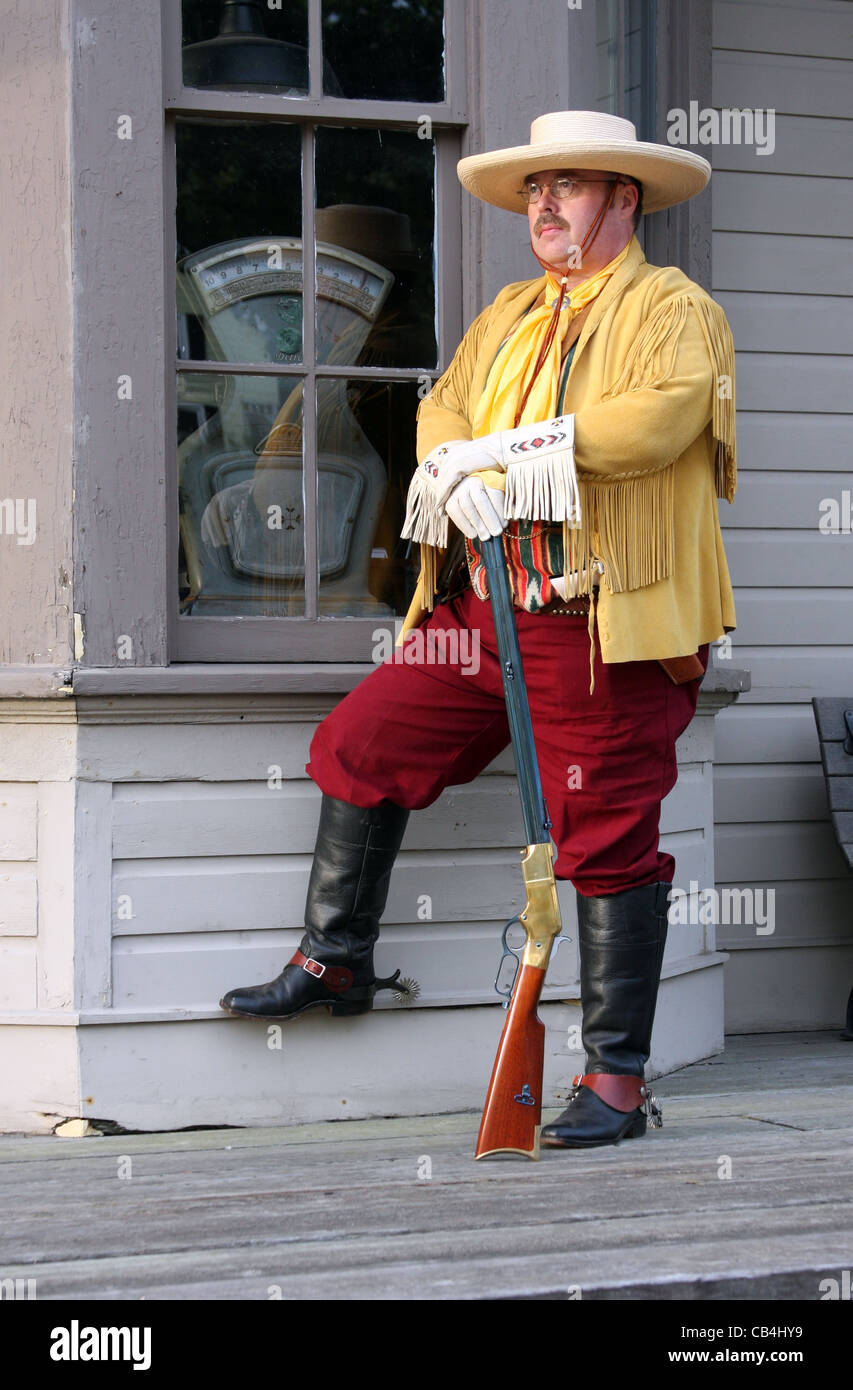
475, 841, 562, 1160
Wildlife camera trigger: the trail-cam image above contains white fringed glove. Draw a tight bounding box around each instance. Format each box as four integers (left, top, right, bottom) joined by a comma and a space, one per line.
400, 437, 504, 547
489, 414, 580, 525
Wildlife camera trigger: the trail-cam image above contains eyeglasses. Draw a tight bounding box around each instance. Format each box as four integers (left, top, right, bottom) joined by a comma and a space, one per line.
518, 176, 622, 205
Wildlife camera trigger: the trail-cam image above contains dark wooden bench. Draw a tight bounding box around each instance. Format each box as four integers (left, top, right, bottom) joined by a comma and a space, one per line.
812, 698, 853, 1039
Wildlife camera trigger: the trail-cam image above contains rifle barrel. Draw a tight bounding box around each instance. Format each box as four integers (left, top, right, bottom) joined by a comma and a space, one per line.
481, 534, 551, 847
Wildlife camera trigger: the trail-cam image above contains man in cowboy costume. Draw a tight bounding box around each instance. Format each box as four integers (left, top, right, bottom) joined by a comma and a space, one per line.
221, 112, 737, 1150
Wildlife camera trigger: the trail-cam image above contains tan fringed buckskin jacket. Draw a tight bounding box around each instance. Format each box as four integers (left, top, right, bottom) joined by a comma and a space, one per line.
399, 235, 737, 665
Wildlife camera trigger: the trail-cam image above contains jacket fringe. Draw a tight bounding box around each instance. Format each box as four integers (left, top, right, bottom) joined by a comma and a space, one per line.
567, 289, 737, 593
421, 541, 439, 609
688, 292, 737, 505
564, 463, 675, 595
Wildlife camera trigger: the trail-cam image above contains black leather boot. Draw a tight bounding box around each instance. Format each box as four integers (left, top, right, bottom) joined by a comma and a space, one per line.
540, 881, 670, 1148
219, 795, 410, 1022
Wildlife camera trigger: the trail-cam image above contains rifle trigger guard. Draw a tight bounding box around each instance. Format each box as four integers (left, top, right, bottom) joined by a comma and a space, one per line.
494, 916, 525, 1006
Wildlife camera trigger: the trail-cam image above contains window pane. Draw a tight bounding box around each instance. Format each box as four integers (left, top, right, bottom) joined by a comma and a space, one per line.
315, 127, 437, 368
595, 0, 656, 141
181, 0, 310, 95
595, 0, 619, 111
625, 0, 656, 139
176, 119, 302, 364
322, 0, 445, 101
178, 371, 306, 616
316, 378, 420, 617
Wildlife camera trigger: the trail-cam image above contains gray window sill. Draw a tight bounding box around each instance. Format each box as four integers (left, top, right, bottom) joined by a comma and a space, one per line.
0, 661, 750, 700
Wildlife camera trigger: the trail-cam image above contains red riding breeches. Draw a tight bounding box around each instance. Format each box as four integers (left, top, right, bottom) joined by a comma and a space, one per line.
306, 588, 707, 896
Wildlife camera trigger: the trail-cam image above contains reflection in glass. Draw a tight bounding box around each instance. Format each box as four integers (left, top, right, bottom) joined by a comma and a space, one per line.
315, 128, 437, 368
181, 0, 312, 94
178, 237, 305, 366
176, 120, 301, 364
177, 374, 419, 619
322, 0, 445, 102
316, 379, 420, 617
178, 372, 307, 615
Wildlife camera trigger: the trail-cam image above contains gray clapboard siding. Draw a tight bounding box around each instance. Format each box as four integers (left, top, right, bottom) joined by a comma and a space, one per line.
712, 651, 853, 704
110, 828, 707, 928
716, 821, 848, 882
108, 922, 711, 1016
711, 115, 852, 176
734, 413, 853, 471
714, 764, 830, 822
713, 49, 852, 118
110, 780, 527, 859
714, 177, 853, 238
715, 704, 821, 764
724, 533, 852, 587
717, 291, 852, 352
725, 474, 852, 527
714, 234, 853, 295
723, 944, 853, 1032
723, 594, 851, 645
731, 351, 852, 411
107, 830, 713, 1016
109, 927, 584, 1012
714, 0, 853, 59
109, 827, 711, 935
715, 877, 853, 949
112, 853, 533, 933
78, 710, 708, 782
78, 721, 328, 782
109, 764, 706, 861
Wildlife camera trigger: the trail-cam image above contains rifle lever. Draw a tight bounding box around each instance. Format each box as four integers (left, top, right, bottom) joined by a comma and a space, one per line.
494, 916, 526, 1007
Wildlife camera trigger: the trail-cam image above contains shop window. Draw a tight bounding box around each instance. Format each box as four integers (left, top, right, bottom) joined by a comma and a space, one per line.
168, 0, 460, 660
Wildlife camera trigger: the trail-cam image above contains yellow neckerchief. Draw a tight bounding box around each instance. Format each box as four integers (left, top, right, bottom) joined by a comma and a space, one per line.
471, 240, 631, 435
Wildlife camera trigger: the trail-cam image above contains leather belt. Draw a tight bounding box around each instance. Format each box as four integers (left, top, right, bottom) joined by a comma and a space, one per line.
535, 593, 593, 617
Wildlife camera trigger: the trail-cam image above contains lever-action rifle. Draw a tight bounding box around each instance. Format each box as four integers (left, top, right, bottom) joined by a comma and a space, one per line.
474, 532, 570, 1160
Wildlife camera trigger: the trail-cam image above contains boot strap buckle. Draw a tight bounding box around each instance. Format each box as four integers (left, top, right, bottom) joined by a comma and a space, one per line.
291, 949, 354, 993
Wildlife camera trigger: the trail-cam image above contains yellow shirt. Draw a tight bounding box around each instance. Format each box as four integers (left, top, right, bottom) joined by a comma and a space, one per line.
405, 235, 737, 664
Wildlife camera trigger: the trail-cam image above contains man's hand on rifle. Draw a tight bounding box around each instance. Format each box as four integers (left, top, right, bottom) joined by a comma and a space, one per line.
445, 475, 507, 540
401, 435, 509, 547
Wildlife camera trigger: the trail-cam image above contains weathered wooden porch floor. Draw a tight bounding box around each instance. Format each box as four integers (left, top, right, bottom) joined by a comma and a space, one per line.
1, 1032, 850, 1300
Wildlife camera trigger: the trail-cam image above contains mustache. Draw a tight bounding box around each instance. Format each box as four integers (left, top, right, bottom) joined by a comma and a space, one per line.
534, 215, 570, 233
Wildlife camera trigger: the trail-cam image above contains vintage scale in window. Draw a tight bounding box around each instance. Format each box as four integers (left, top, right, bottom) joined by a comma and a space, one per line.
176, 235, 395, 616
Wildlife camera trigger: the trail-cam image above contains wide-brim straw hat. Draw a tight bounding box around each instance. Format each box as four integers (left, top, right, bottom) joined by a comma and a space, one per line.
314, 204, 419, 271
457, 111, 710, 216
